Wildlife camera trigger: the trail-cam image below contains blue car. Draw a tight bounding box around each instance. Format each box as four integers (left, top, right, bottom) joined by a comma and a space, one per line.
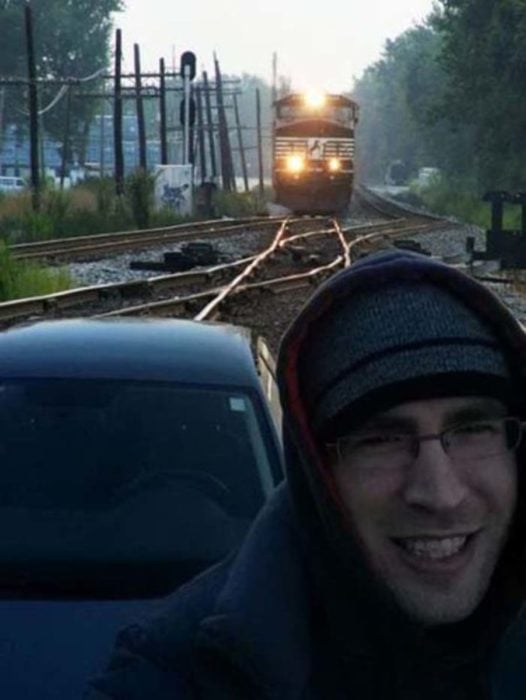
0, 318, 283, 699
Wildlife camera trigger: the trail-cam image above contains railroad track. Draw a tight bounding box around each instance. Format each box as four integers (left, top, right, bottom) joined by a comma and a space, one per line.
0, 209, 446, 328
10, 185, 431, 264
10, 215, 306, 262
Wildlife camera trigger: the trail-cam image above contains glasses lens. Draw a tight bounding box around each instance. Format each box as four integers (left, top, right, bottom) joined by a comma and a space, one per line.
447, 418, 519, 461
337, 432, 414, 465
505, 418, 522, 450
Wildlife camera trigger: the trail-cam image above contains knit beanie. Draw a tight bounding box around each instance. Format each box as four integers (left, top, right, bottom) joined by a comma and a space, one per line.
300, 281, 512, 441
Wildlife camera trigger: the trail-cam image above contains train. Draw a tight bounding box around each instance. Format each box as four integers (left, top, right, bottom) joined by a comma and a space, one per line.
272, 92, 359, 214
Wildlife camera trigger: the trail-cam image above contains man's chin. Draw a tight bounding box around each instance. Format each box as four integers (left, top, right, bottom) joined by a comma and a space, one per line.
375, 533, 491, 625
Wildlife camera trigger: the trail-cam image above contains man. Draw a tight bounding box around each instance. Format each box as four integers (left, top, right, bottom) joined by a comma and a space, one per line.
88, 249, 526, 698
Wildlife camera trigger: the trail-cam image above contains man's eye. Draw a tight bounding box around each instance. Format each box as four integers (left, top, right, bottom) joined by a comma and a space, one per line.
454, 421, 499, 436
355, 433, 404, 447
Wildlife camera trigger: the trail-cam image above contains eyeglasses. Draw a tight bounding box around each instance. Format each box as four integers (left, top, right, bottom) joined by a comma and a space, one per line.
332, 417, 526, 469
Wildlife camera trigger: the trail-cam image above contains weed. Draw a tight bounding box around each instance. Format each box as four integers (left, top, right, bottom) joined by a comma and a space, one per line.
413, 177, 523, 230
0, 240, 72, 301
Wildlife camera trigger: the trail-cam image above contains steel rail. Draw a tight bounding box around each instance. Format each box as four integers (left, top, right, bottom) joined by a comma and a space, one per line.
195, 219, 291, 321
102, 219, 350, 321
355, 184, 444, 222
11, 216, 279, 254
11, 217, 289, 262
0, 217, 444, 327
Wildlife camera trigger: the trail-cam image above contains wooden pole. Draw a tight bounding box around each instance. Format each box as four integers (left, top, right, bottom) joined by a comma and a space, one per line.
256, 88, 264, 198
233, 93, 249, 192
195, 85, 207, 183
214, 55, 235, 191
113, 28, 124, 195
134, 43, 147, 170
159, 58, 168, 165
25, 2, 40, 210
99, 85, 106, 176
60, 87, 72, 189
202, 71, 217, 180
0, 88, 5, 172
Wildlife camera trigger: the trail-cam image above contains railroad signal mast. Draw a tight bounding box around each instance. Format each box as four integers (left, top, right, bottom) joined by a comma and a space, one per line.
180, 51, 196, 166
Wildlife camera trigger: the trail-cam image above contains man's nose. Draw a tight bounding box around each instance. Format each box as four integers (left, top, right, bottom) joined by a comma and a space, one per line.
402, 438, 468, 512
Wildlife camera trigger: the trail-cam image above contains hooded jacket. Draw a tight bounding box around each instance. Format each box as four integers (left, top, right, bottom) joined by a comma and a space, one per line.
87, 250, 526, 699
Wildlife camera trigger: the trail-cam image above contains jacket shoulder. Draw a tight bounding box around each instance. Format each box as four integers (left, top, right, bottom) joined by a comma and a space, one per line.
86, 558, 233, 699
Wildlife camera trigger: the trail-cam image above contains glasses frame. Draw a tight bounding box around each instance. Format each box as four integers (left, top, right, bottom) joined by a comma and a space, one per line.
329, 416, 526, 466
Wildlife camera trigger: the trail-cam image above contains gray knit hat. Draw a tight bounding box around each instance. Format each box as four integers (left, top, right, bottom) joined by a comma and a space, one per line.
300, 281, 512, 440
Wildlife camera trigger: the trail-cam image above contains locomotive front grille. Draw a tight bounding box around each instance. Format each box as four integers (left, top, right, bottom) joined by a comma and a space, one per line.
275, 137, 355, 159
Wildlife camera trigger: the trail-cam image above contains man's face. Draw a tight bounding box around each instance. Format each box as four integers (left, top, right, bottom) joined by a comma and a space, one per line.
331, 396, 518, 626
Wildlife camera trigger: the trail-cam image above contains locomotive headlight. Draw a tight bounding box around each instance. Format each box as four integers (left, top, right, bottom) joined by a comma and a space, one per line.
304, 91, 326, 109
286, 155, 305, 173
328, 158, 342, 172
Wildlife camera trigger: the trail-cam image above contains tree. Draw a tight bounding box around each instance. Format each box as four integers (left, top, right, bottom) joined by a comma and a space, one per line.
353, 24, 455, 182
433, 0, 526, 188
0, 0, 123, 164
353, 1, 526, 190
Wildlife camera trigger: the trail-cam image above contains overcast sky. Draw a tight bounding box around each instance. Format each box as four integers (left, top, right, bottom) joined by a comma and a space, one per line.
115, 0, 436, 91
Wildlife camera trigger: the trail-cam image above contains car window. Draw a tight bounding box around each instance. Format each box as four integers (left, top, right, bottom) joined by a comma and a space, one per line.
0, 378, 277, 597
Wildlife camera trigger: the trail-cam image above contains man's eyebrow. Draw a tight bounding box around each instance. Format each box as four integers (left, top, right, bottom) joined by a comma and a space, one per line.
445, 400, 507, 424
358, 415, 416, 432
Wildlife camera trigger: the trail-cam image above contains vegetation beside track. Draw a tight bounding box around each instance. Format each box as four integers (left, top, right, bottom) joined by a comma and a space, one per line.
355, 2, 526, 192
0, 173, 271, 244
0, 241, 72, 302
407, 178, 523, 230
0, 176, 186, 243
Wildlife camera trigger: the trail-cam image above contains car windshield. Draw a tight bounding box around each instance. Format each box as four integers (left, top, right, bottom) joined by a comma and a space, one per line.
0, 378, 273, 515
0, 377, 277, 596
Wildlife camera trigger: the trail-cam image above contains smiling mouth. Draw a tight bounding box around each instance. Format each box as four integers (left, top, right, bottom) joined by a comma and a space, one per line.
392, 533, 477, 561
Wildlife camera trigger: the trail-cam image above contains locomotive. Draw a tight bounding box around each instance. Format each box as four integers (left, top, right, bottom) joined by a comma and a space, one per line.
272, 92, 359, 214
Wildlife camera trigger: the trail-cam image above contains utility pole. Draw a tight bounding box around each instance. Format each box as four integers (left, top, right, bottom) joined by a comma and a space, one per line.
159, 58, 168, 165
256, 88, 264, 198
272, 52, 278, 105
114, 28, 124, 195
214, 55, 235, 191
271, 52, 277, 176
100, 85, 106, 177
0, 88, 5, 173
134, 43, 147, 170
233, 93, 249, 192
60, 87, 73, 189
195, 86, 207, 183
25, 2, 40, 210
202, 71, 217, 181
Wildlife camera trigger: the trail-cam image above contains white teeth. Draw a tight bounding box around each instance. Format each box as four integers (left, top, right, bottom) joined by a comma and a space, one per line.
398, 536, 468, 559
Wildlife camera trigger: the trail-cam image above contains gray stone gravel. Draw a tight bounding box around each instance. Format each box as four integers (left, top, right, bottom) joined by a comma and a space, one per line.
64, 199, 526, 348
402, 211, 526, 326
66, 230, 272, 287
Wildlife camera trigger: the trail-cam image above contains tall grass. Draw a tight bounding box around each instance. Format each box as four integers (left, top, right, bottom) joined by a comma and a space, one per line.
213, 187, 269, 217
0, 240, 72, 301
0, 173, 186, 243
0, 176, 272, 244
125, 169, 156, 229
413, 176, 523, 230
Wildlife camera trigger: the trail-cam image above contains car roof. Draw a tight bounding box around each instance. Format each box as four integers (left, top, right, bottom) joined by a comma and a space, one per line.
0, 318, 260, 386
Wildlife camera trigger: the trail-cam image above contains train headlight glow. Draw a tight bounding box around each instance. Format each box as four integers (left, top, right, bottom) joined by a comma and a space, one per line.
286, 155, 305, 173
328, 158, 342, 172
304, 91, 326, 109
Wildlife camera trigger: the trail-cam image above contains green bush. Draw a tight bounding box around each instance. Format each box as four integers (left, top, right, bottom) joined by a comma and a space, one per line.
213, 188, 269, 217
124, 169, 156, 229
412, 177, 522, 230
0, 176, 272, 244
0, 240, 72, 301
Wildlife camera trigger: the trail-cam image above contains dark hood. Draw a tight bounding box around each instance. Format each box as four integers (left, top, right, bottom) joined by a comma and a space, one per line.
276, 249, 526, 670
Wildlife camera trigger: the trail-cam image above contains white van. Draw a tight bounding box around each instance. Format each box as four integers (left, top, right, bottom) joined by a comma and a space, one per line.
0, 176, 25, 193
